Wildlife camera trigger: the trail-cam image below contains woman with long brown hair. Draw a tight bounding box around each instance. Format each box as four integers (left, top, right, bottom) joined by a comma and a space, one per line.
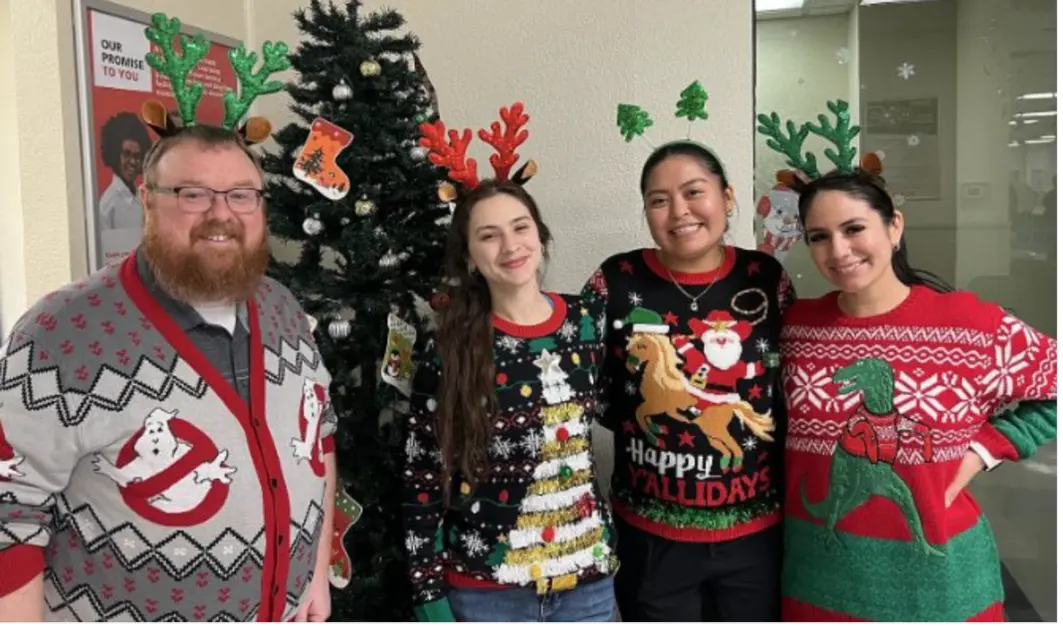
401, 106, 617, 622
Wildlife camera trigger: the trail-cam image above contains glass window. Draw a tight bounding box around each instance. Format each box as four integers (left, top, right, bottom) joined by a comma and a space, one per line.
755, 1, 1056, 621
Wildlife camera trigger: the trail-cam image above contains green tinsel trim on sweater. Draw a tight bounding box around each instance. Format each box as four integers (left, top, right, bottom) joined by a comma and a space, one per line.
783, 515, 1004, 622
616, 487, 780, 529
994, 400, 1057, 460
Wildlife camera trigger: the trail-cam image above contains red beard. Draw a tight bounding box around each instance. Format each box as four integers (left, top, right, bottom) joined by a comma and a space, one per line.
143, 217, 270, 304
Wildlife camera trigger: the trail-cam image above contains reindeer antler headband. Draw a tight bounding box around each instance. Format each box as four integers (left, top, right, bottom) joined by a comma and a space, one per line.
418, 102, 537, 203
756, 99, 883, 190
139, 12, 290, 144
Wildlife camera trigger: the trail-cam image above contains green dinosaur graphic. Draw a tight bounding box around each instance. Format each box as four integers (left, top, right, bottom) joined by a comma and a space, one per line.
800, 358, 944, 558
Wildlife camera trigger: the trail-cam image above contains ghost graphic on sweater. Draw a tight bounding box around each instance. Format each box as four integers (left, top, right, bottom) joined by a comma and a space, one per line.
291, 378, 327, 476
93, 408, 235, 514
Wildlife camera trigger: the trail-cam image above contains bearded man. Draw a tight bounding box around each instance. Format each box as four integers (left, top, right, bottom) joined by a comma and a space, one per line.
0, 125, 337, 622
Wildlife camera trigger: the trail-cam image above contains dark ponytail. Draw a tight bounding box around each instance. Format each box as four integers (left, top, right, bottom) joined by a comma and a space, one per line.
434, 179, 553, 505
797, 169, 954, 293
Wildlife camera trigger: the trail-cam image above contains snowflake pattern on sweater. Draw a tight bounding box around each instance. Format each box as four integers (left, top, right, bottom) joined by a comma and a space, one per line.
780, 286, 1057, 622
401, 293, 616, 609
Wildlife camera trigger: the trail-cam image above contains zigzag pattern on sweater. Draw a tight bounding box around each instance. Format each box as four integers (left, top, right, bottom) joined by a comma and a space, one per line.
0, 343, 207, 428
786, 436, 969, 464
782, 343, 991, 369
788, 418, 980, 444
781, 324, 995, 347
261, 335, 322, 387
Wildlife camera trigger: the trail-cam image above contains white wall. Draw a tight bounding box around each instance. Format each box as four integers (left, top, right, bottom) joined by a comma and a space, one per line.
254, 0, 756, 294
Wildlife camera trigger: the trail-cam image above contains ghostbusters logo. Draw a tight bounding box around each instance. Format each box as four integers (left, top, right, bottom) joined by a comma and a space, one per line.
92, 408, 235, 526
291, 378, 327, 477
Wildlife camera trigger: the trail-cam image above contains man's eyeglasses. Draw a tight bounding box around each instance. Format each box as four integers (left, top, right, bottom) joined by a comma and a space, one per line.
149, 185, 266, 214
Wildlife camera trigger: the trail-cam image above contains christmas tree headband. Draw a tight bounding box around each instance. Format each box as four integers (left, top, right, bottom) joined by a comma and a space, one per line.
756, 99, 883, 191
138, 12, 291, 145
616, 80, 730, 182
418, 102, 537, 203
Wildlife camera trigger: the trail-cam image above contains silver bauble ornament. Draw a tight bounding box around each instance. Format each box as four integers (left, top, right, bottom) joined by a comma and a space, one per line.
355, 196, 377, 216
328, 320, 351, 339
410, 145, 428, 161
302, 215, 324, 236
332, 82, 353, 101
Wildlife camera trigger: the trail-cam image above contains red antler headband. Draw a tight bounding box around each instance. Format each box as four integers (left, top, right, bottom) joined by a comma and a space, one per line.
418, 102, 537, 203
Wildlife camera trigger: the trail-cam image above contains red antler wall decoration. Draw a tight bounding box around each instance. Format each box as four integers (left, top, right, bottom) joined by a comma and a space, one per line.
478, 103, 529, 181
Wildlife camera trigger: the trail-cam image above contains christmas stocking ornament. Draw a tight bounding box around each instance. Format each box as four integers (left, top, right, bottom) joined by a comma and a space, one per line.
380, 313, 417, 397
293, 117, 354, 201
328, 484, 363, 589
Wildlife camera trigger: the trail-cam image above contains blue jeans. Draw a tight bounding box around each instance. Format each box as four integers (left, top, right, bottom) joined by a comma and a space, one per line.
449, 576, 616, 622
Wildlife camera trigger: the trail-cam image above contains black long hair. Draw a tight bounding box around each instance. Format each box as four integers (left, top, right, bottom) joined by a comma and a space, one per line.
797, 169, 954, 293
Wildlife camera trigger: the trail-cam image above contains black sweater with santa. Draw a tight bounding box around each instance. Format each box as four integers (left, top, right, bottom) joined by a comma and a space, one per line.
581, 246, 794, 542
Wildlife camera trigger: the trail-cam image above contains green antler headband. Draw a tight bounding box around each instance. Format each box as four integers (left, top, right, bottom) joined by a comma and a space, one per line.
141, 12, 291, 144
756, 99, 881, 186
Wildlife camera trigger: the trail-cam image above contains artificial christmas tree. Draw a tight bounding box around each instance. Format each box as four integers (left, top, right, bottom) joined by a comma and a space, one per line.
259, 0, 449, 620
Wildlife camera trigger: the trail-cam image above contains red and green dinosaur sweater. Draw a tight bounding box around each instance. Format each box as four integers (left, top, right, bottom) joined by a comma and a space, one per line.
780, 286, 1057, 622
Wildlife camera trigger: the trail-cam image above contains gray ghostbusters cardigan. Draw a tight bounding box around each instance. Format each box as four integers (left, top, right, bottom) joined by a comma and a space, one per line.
0, 252, 336, 621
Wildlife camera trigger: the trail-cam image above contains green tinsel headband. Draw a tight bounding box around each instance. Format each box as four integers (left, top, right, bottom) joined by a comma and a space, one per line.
616, 79, 709, 144
616, 80, 730, 181
139, 12, 291, 144
756, 99, 882, 188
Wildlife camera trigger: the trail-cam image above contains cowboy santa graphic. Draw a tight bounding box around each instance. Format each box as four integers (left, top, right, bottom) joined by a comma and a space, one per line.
672, 311, 764, 412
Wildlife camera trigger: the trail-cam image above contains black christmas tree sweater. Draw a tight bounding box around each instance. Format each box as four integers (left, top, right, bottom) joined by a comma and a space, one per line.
582, 246, 795, 542
401, 292, 618, 621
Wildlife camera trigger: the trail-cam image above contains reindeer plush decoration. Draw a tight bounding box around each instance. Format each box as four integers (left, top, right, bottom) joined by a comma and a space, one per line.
753, 99, 883, 262
418, 102, 538, 203
139, 12, 290, 143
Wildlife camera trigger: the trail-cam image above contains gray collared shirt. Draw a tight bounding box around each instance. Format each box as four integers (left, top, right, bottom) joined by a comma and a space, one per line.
135, 249, 252, 403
